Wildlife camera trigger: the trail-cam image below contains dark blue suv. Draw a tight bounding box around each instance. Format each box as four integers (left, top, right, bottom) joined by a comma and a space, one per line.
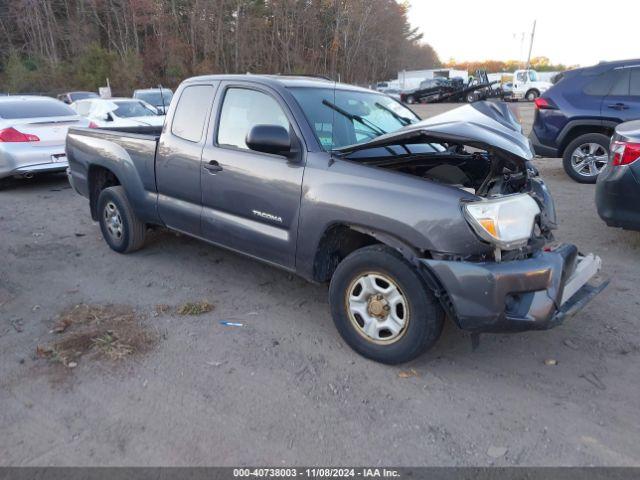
530, 59, 640, 183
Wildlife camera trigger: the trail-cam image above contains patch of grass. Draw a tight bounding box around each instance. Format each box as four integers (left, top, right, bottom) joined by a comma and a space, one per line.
91, 331, 134, 360
176, 301, 214, 316
37, 304, 157, 367
154, 304, 171, 316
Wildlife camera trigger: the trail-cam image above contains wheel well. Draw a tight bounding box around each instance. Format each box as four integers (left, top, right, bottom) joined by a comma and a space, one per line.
525, 88, 539, 97
312, 225, 379, 283
559, 125, 614, 156
88, 165, 121, 220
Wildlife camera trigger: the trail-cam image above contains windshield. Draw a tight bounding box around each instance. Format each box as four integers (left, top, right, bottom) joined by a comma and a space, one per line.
136, 91, 173, 106
113, 101, 158, 118
289, 87, 420, 150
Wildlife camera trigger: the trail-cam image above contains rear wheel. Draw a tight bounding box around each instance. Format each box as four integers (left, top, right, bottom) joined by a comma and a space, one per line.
406, 95, 416, 104
562, 133, 609, 183
329, 245, 444, 364
97, 186, 146, 253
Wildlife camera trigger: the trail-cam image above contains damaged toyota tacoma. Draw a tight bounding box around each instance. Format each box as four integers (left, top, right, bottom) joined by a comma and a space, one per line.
66, 75, 608, 364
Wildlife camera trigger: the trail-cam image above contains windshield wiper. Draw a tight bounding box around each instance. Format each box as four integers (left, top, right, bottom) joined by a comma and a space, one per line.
374, 102, 413, 126
322, 99, 386, 136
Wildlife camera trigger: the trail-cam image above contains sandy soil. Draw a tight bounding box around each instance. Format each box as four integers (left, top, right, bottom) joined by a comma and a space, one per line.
1, 103, 639, 466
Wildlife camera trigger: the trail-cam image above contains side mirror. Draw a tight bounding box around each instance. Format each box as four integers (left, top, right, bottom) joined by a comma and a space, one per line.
246, 125, 291, 156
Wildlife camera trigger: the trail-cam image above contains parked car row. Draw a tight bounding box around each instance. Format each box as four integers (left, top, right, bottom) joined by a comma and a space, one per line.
527, 58, 640, 230
530, 58, 640, 183
0, 87, 173, 180
71, 98, 165, 128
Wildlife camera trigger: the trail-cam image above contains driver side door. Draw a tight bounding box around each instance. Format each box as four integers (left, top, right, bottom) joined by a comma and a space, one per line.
199, 84, 306, 269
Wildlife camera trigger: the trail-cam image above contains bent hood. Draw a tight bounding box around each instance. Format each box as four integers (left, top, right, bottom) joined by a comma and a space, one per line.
335, 101, 533, 162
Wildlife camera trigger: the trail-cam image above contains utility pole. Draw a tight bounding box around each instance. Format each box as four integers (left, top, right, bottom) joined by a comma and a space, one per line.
525, 20, 537, 70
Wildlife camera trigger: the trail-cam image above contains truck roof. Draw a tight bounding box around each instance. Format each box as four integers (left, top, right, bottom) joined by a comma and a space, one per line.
183, 74, 373, 93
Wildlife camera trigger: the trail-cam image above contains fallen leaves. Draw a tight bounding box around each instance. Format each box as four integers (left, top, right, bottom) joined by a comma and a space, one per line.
398, 368, 419, 378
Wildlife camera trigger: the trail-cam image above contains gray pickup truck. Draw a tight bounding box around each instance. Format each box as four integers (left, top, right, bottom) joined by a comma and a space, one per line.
66, 75, 607, 364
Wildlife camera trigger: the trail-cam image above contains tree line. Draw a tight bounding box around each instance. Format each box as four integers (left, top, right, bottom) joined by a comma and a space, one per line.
0, 0, 441, 95
445, 57, 574, 74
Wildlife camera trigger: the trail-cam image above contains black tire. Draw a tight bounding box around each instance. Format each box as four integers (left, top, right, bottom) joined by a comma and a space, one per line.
562, 133, 610, 184
329, 245, 444, 364
406, 95, 416, 104
525, 89, 539, 101
97, 186, 146, 253
466, 92, 476, 103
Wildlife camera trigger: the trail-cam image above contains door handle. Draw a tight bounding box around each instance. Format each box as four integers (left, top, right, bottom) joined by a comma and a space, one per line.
608, 103, 629, 110
204, 160, 223, 173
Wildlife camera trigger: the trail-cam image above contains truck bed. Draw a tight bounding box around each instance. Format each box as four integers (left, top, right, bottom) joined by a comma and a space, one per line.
66, 126, 162, 223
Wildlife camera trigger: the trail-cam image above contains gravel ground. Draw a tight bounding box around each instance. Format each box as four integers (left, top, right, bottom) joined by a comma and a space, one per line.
1, 103, 639, 466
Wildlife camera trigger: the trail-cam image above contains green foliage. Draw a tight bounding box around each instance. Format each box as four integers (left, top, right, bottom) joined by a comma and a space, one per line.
76, 44, 116, 90
2, 52, 33, 93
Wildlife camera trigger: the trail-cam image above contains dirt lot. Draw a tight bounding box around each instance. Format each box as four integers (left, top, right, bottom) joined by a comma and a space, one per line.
1, 102, 639, 466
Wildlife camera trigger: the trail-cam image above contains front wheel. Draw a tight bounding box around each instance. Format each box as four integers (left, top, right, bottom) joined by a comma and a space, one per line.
562, 133, 610, 183
329, 245, 444, 364
525, 89, 539, 101
97, 186, 146, 253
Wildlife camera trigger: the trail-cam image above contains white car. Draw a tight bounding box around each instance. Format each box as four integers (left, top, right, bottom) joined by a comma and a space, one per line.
0, 96, 90, 180
71, 98, 165, 128
132, 88, 173, 114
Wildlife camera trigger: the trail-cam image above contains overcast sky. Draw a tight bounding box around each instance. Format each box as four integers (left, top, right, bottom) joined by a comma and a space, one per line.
407, 0, 639, 67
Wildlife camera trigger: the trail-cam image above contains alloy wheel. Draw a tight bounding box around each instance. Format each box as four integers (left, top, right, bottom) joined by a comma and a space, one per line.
570, 143, 608, 178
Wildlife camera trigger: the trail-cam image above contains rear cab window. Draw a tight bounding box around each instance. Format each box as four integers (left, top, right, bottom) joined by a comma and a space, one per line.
0, 99, 75, 119
171, 85, 215, 142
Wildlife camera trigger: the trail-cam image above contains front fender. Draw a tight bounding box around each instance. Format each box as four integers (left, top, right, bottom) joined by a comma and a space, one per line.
295, 155, 492, 279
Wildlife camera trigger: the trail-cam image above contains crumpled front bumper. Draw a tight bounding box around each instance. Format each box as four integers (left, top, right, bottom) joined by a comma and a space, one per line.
421, 244, 608, 333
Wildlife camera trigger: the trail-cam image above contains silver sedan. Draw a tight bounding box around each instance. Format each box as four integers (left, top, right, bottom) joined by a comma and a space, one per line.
0, 96, 90, 180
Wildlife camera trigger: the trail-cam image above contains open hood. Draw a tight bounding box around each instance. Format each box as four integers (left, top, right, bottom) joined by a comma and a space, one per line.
335, 101, 533, 162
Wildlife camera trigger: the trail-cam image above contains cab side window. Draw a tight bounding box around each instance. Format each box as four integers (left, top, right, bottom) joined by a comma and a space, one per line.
630, 68, 640, 96
172, 85, 214, 142
217, 88, 289, 150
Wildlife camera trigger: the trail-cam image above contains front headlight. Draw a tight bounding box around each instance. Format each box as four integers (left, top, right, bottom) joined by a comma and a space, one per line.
463, 194, 540, 249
